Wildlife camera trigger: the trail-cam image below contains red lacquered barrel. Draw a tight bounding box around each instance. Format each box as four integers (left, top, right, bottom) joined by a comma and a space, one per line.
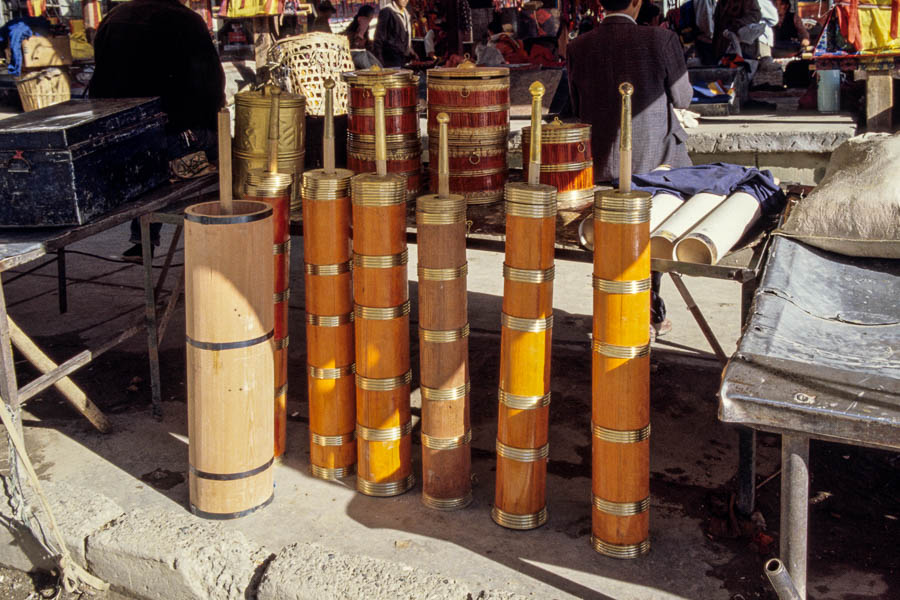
427, 59, 509, 205
343, 66, 421, 198
244, 170, 293, 461
523, 120, 594, 211
428, 143, 506, 206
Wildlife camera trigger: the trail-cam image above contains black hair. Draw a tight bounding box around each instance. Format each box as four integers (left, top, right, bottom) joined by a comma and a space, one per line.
345, 5, 376, 34
637, 2, 660, 24
599, 0, 633, 12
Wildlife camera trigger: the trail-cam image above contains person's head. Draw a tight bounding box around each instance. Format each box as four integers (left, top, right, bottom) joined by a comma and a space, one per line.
393, 0, 409, 10
775, 0, 791, 19
600, 0, 641, 17
347, 4, 375, 32
318, 0, 335, 15
637, 1, 661, 25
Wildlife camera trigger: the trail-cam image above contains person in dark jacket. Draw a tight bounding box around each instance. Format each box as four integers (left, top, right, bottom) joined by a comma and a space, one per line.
310, 0, 336, 33
568, 0, 691, 336
89, 0, 225, 261
374, 0, 417, 67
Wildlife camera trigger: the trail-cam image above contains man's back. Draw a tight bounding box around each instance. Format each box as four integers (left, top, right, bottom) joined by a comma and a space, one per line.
89, 0, 225, 134
567, 17, 692, 182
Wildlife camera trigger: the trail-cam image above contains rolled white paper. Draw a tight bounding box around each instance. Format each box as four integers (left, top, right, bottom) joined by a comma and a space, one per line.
649, 192, 683, 232
650, 192, 727, 259
675, 191, 763, 265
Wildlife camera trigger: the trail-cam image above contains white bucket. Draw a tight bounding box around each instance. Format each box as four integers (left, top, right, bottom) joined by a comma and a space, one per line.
817, 70, 840, 113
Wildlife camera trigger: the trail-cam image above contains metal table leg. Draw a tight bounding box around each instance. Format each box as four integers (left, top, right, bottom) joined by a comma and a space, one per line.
141, 215, 163, 421
781, 434, 809, 599
736, 427, 757, 515
56, 249, 67, 314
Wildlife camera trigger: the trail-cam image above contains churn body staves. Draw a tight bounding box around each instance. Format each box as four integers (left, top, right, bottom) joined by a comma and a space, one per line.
303, 79, 358, 479
243, 88, 294, 460
493, 83, 557, 530
352, 83, 414, 496
417, 112, 472, 510
591, 83, 652, 558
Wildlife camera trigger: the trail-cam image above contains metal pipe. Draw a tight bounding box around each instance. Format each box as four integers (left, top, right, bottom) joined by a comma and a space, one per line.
781, 434, 810, 599
765, 558, 802, 600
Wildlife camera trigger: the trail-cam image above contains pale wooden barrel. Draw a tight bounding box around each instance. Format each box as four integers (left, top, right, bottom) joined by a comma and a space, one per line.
185, 200, 275, 519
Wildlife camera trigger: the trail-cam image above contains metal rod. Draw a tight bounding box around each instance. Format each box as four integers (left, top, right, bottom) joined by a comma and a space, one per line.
737, 427, 757, 515
668, 272, 728, 364
437, 112, 450, 198
765, 558, 803, 600
141, 214, 164, 420
266, 87, 281, 174
154, 224, 183, 301
618, 82, 634, 193
373, 83, 387, 177
323, 78, 336, 174
217, 108, 233, 214
56, 249, 67, 314
780, 434, 809, 600
527, 81, 545, 187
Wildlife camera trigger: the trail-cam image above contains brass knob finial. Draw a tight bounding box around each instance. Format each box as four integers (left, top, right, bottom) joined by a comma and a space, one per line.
618, 82, 634, 97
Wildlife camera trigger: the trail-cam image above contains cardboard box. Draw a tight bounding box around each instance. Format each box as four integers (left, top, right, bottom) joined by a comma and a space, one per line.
21, 35, 73, 68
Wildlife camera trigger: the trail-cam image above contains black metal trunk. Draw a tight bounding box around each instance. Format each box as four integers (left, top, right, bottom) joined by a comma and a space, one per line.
0, 98, 169, 227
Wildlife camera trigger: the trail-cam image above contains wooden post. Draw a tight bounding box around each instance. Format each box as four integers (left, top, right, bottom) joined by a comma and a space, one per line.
866, 70, 894, 133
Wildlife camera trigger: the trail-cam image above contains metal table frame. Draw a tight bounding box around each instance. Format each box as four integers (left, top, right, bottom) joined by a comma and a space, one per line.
0, 176, 216, 430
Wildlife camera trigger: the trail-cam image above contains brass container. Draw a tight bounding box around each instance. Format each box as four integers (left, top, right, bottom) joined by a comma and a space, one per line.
233, 87, 307, 218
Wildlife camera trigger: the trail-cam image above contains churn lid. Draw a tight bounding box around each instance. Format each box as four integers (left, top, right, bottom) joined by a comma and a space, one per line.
523, 117, 591, 144
342, 64, 417, 87
427, 56, 509, 81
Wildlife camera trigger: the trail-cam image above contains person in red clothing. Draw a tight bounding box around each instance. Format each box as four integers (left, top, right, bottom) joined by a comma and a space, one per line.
89, 0, 225, 262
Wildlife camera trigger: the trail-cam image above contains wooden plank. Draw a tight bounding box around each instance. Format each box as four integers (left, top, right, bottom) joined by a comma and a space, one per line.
866, 70, 893, 132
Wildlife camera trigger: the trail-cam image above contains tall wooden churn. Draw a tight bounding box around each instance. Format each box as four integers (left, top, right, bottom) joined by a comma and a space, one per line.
493, 83, 557, 529
352, 83, 414, 496
302, 79, 358, 480
591, 83, 652, 558
186, 108, 275, 519
243, 89, 293, 461
416, 112, 471, 510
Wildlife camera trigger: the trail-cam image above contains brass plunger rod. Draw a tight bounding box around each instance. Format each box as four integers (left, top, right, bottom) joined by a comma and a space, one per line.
266, 87, 281, 174
437, 112, 450, 198
528, 81, 545, 187
373, 83, 387, 177
618, 82, 634, 194
216, 107, 233, 214
323, 78, 336, 174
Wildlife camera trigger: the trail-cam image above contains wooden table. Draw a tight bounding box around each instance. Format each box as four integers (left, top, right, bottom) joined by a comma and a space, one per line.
0, 175, 216, 430
813, 53, 900, 132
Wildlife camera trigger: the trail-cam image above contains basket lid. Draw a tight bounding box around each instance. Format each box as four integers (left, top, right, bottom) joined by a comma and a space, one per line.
523, 117, 591, 143
428, 56, 509, 81
343, 64, 417, 86
235, 85, 306, 108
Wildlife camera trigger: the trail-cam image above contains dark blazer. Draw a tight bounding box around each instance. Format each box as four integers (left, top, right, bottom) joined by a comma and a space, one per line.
89, 0, 225, 134
373, 6, 412, 67
567, 16, 693, 182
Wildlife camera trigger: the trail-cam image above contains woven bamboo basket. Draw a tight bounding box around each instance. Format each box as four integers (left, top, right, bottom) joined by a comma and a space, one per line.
268, 32, 355, 117
16, 68, 70, 112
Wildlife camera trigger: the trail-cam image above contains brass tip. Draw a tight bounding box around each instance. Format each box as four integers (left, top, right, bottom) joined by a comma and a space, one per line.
436, 112, 450, 125
324, 78, 335, 90
619, 82, 634, 97
529, 81, 545, 97
373, 83, 386, 98
369, 64, 382, 72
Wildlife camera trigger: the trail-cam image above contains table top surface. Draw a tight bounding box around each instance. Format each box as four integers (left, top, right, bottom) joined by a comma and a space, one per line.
720, 235, 900, 450
0, 175, 216, 273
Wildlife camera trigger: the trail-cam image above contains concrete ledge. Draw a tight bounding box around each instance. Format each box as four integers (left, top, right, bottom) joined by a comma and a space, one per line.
0, 478, 124, 573
85, 508, 270, 600
258, 542, 528, 600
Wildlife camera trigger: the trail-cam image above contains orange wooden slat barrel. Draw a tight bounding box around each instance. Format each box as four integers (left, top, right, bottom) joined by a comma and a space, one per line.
522, 120, 594, 211
427, 60, 509, 205
416, 192, 471, 510
493, 182, 557, 529
302, 168, 358, 479
351, 172, 414, 496
185, 200, 275, 519
591, 189, 652, 558
244, 170, 293, 460
233, 88, 306, 218
343, 67, 422, 199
